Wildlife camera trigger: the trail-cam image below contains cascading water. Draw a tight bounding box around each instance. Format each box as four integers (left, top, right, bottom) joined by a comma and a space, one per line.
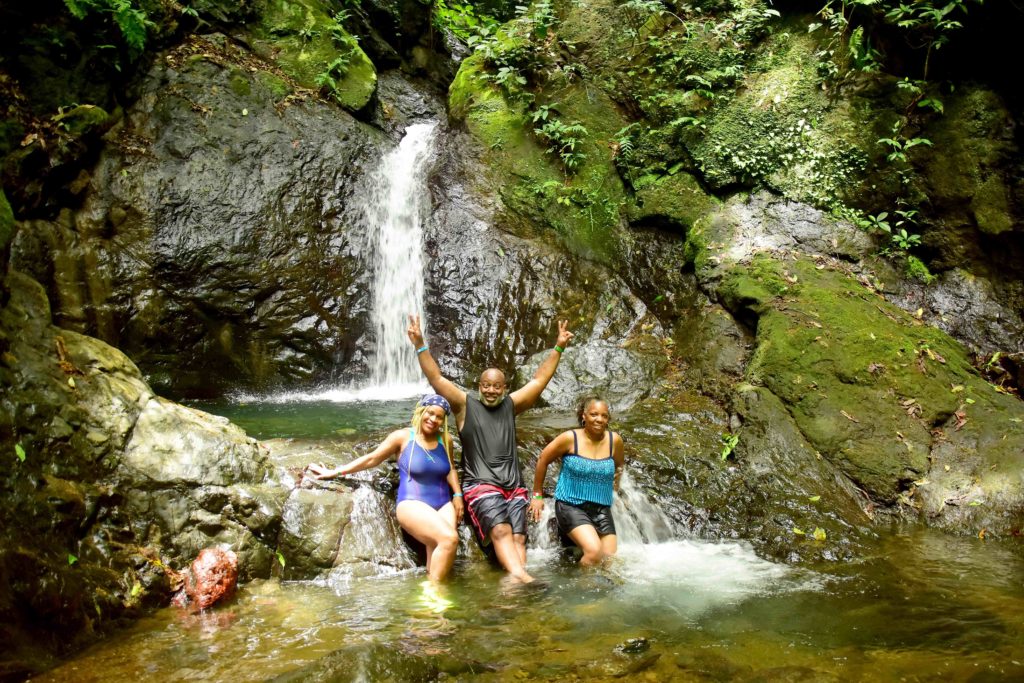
529, 470, 674, 552
249, 123, 438, 404
362, 122, 438, 396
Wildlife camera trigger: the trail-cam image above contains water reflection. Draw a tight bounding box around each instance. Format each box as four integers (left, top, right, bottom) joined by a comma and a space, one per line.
34, 529, 1024, 682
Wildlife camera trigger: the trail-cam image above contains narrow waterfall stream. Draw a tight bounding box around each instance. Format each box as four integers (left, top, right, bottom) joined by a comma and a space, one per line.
239, 123, 438, 404
363, 122, 437, 393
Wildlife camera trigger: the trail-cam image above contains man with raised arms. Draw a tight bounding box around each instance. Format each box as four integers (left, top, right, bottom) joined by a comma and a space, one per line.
407, 315, 573, 583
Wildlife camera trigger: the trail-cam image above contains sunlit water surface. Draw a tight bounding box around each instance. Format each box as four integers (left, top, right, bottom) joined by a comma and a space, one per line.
41, 398, 1024, 682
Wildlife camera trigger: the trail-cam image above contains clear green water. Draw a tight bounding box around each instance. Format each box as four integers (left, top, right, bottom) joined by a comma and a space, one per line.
187, 398, 416, 440
34, 533, 1024, 682
36, 399, 1024, 682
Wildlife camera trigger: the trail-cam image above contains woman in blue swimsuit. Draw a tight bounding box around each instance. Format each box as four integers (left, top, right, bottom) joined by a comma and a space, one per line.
528, 396, 624, 566
308, 394, 464, 582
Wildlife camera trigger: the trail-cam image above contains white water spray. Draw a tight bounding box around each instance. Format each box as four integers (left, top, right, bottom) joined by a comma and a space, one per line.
529, 470, 674, 551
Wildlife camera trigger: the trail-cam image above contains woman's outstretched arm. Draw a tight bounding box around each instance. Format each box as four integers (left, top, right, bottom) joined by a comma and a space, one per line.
308, 430, 406, 479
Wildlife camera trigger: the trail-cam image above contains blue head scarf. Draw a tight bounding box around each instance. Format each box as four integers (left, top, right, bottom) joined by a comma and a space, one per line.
419, 393, 451, 415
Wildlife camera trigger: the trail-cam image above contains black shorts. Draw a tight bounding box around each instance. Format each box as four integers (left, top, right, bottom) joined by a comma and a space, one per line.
465, 485, 529, 544
555, 499, 616, 537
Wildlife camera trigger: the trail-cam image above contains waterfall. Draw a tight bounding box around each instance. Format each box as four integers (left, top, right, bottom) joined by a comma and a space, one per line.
361, 122, 437, 396
529, 470, 674, 550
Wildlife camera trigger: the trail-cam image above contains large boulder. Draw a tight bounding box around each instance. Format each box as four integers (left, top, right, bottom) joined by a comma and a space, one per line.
11, 34, 389, 397
690, 197, 1024, 536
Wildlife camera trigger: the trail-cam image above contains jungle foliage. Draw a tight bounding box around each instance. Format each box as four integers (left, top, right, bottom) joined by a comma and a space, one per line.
445, 0, 988, 275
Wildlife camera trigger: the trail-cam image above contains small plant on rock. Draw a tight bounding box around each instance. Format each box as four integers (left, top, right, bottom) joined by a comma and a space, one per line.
533, 116, 589, 173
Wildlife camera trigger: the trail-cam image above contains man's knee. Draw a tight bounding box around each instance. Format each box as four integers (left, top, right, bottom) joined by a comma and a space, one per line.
489, 523, 513, 543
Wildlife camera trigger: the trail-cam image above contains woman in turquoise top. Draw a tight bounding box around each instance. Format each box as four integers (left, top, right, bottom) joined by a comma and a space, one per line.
528, 396, 625, 566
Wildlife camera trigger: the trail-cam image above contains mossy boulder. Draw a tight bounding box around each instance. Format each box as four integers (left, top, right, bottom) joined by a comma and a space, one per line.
687, 30, 872, 208
51, 104, 113, 137
627, 171, 717, 231
716, 254, 1024, 532
249, 0, 377, 111
449, 54, 631, 261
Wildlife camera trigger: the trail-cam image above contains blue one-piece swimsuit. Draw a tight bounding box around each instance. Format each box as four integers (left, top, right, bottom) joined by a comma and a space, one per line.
396, 431, 452, 511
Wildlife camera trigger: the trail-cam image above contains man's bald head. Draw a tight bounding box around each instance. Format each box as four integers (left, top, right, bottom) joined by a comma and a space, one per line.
479, 368, 507, 407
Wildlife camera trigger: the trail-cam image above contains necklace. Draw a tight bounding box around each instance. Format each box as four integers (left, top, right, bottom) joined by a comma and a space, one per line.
411, 432, 438, 463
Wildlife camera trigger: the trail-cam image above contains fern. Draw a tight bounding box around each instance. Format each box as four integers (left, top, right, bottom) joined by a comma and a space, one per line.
63, 0, 90, 20
112, 0, 150, 56
62, 0, 153, 58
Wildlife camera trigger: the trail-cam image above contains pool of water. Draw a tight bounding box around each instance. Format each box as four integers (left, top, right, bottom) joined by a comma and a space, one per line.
187, 397, 418, 440
33, 532, 1024, 682
37, 398, 1024, 681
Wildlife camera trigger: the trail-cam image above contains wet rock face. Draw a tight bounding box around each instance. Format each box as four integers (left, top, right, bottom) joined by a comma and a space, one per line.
0, 269, 284, 673
421, 130, 673, 399
883, 267, 1024, 356
707, 194, 874, 267
12, 35, 389, 398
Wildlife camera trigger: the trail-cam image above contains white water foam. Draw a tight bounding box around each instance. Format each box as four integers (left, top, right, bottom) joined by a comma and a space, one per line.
231, 382, 427, 404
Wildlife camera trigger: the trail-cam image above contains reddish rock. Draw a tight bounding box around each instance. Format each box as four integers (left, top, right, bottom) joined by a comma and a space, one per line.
172, 548, 238, 610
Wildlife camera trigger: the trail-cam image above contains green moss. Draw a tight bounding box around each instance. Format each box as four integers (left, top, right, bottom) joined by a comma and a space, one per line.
228, 70, 252, 97
720, 254, 1024, 500
449, 54, 632, 261
905, 255, 935, 284
254, 72, 291, 102
52, 104, 111, 137
0, 188, 13, 252
626, 171, 716, 230
251, 0, 376, 111
688, 32, 870, 208
681, 217, 709, 271
971, 174, 1013, 235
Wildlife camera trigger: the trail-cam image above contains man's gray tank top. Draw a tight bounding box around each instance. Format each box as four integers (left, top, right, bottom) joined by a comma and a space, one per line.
459, 396, 523, 490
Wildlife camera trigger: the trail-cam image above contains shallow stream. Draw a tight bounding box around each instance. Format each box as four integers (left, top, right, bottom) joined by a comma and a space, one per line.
35, 398, 1024, 682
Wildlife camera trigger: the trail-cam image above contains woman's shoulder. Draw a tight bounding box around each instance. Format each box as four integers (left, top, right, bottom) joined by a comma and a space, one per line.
387, 428, 412, 445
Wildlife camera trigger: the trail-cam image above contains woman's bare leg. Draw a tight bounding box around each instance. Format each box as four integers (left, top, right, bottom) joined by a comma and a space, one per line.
397, 500, 459, 582
567, 524, 606, 566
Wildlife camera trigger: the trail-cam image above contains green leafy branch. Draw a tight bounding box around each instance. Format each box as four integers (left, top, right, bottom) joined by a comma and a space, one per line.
63, 0, 154, 58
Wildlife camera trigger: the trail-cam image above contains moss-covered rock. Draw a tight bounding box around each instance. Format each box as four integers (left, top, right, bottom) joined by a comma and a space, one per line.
717, 254, 1024, 530
450, 55, 632, 259
249, 0, 377, 111
916, 86, 1020, 239
627, 171, 717, 231
687, 30, 872, 208
51, 104, 113, 137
